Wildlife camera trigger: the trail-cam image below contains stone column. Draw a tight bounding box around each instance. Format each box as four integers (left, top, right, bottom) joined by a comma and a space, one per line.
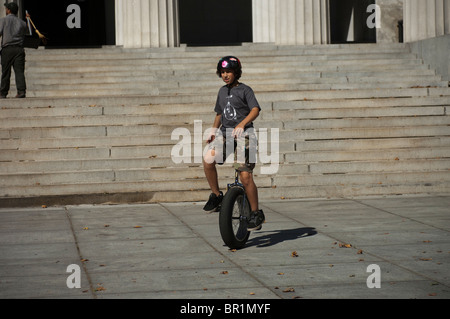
252, 0, 276, 43
115, 0, 179, 48
275, 0, 329, 45
253, 0, 329, 45
404, 0, 450, 42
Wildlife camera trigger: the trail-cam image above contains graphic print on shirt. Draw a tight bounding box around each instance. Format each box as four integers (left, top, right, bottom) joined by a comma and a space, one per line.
224, 94, 237, 121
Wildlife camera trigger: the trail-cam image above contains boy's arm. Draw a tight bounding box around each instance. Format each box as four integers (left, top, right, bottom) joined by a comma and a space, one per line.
206, 113, 222, 144
232, 107, 260, 138
212, 113, 222, 129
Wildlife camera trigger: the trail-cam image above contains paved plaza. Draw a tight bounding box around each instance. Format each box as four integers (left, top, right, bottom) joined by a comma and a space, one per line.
0, 195, 449, 299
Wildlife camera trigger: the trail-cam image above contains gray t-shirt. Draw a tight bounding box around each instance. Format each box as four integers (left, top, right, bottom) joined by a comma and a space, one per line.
214, 83, 261, 135
0, 14, 27, 48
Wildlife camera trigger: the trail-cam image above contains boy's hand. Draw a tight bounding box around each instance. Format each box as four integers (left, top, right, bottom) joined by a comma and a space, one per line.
206, 128, 218, 144
232, 123, 245, 138
207, 135, 215, 144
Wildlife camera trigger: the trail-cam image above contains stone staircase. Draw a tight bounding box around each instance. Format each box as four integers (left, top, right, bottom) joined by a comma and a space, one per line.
1, 43, 449, 207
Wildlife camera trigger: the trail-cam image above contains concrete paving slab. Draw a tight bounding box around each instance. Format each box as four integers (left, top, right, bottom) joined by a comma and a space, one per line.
0, 272, 92, 299
0, 229, 75, 245
277, 281, 450, 299
98, 287, 279, 299
0, 196, 449, 300
90, 266, 264, 297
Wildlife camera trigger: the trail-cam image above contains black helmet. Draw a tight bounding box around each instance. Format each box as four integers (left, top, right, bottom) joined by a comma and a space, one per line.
216, 56, 242, 80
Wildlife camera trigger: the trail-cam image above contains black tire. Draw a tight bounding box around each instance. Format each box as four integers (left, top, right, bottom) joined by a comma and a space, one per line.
219, 186, 251, 249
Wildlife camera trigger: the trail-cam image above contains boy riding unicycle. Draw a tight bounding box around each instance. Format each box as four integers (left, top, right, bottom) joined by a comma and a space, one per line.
203, 56, 265, 232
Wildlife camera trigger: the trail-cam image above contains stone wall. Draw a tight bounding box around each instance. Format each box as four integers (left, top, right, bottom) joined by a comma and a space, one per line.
409, 35, 450, 82
377, 0, 404, 43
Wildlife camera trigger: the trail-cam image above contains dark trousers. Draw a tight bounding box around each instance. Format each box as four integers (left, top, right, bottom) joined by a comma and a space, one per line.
0, 46, 26, 97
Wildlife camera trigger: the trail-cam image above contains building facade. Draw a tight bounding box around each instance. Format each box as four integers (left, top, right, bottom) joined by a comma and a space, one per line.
1, 0, 449, 48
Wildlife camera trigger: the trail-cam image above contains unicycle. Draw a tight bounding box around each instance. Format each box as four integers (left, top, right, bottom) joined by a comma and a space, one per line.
219, 165, 251, 249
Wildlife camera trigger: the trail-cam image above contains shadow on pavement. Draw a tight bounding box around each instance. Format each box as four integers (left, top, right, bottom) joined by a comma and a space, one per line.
245, 227, 317, 248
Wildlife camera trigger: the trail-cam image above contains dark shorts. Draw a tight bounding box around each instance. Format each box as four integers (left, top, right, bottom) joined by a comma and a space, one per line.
210, 129, 258, 173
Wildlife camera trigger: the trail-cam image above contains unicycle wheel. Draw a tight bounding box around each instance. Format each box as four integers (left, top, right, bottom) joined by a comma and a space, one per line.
219, 186, 251, 249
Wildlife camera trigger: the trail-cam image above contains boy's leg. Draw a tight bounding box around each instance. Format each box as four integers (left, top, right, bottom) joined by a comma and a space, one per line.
239, 171, 258, 211
237, 132, 259, 211
202, 149, 223, 212
240, 170, 265, 231
203, 154, 220, 196
238, 132, 264, 230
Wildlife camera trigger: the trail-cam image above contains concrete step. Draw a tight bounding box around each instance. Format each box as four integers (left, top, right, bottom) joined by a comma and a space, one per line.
3, 120, 448, 142
284, 147, 450, 163
294, 136, 450, 152
2, 115, 448, 149
15, 78, 447, 98
273, 96, 450, 110
16, 55, 442, 70
2, 156, 448, 185
24, 43, 411, 59
4, 136, 447, 162
3, 95, 446, 116
2, 136, 448, 175
19, 68, 438, 84
2, 170, 448, 199
0, 157, 184, 174
1, 87, 448, 109
25, 54, 422, 66
19, 73, 441, 90
20, 69, 434, 87
1, 44, 449, 206
281, 125, 450, 141
8, 86, 447, 99
2, 111, 449, 130
309, 158, 450, 174
3, 182, 449, 207
24, 52, 418, 64
8, 42, 440, 100
2, 159, 449, 191
273, 171, 450, 189
258, 182, 450, 200
22, 80, 448, 97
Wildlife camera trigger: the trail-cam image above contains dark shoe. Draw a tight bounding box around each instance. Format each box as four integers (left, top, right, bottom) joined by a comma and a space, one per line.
0, 95, 6, 99
247, 209, 265, 231
15, 92, 26, 98
203, 191, 223, 213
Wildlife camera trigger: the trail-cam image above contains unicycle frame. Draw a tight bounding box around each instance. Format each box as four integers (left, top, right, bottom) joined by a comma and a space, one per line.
228, 168, 243, 191
227, 168, 251, 224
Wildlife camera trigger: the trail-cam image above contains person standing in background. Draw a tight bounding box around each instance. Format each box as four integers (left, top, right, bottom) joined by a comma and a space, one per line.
0, 2, 28, 99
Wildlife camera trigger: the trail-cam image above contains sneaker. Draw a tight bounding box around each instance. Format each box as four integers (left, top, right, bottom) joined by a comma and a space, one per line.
247, 209, 265, 231
203, 191, 223, 213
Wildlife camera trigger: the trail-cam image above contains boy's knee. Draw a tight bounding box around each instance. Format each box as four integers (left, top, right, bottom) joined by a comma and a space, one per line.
239, 171, 253, 185
203, 149, 216, 166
